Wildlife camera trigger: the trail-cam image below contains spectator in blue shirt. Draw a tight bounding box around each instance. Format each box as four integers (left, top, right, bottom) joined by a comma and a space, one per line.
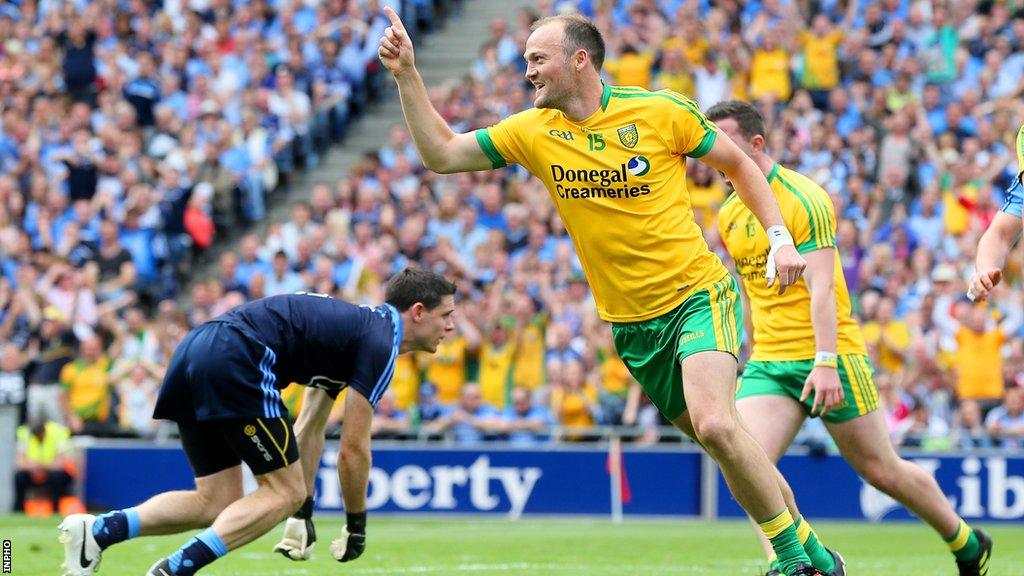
502, 387, 552, 446
986, 386, 1024, 449
371, 390, 410, 440
437, 383, 503, 444
123, 52, 161, 128
262, 250, 305, 297
234, 233, 271, 289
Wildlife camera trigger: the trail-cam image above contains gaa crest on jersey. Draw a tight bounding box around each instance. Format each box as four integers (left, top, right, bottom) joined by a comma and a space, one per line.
617, 124, 639, 148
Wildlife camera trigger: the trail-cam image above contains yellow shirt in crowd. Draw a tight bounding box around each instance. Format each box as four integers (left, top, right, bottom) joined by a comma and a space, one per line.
955, 327, 1006, 401
512, 321, 546, 391
388, 354, 420, 411
800, 30, 842, 90
750, 48, 791, 101
60, 356, 113, 422
862, 320, 911, 374
479, 341, 515, 409
425, 337, 468, 405
605, 52, 656, 89
552, 384, 598, 431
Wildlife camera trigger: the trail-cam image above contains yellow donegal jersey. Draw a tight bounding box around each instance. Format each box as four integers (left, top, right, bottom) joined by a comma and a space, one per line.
478, 84, 729, 322
718, 163, 866, 360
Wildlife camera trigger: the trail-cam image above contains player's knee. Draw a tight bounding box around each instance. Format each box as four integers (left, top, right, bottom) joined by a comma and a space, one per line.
196, 487, 240, 525
859, 457, 899, 494
265, 470, 306, 516
267, 486, 305, 520
196, 495, 230, 526
692, 413, 739, 452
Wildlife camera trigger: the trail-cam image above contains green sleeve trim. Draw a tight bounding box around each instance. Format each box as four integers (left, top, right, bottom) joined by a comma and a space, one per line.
475, 129, 507, 169
688, 129, 717, 158
796, 240, 836, 254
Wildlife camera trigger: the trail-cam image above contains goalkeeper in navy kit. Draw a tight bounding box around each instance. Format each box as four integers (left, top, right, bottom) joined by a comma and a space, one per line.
59, 268, 456, 576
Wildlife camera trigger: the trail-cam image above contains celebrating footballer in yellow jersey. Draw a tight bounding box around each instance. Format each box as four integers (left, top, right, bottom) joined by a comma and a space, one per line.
478, 84, 728, 323
379, 9, 841, 575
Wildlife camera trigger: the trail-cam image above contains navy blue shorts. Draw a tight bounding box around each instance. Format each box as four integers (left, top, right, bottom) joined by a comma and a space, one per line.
154, 322, 286, 422
178, 416, 299, 477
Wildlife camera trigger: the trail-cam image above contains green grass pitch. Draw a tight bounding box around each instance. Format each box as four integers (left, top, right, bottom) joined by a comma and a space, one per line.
4, 515, 1023, 575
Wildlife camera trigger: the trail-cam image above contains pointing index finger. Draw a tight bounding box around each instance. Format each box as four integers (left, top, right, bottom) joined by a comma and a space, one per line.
384, 6, 405, 31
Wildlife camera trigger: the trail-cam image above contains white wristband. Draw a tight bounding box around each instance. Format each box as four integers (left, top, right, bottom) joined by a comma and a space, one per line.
814, 351, 838, 368
766, 225, 794, 251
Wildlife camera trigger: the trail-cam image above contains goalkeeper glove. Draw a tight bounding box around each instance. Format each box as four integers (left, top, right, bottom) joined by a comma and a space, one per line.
330, 512, 367, 563
273, 497, 317, 561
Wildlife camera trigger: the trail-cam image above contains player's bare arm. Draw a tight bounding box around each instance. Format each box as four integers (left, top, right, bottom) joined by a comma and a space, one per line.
330, 390, 374, 562
799, 248, 844, 417
378, 7, 492, 174
970, 211, 1021, 301
701, 134, 806, 293
295, 387, 334, 493
273, 387, 334, 560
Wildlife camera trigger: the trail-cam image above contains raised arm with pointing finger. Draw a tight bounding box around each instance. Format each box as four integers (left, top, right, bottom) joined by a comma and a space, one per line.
378, 7, 495, 174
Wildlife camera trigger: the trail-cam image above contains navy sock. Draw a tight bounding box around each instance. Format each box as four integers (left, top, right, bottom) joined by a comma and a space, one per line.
92, 507, 140, 550
167, 528, 228, 576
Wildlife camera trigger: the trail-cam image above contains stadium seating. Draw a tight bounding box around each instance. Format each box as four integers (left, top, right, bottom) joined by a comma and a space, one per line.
3, 0, 1023, 455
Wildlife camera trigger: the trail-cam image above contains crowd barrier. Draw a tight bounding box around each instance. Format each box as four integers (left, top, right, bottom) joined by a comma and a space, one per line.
81, 441, 1024, 523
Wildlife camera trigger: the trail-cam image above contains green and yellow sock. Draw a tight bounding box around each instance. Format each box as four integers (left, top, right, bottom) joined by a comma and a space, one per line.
945, 519, 980, 561
759, 509, 811, 576
795, 516, 835, 574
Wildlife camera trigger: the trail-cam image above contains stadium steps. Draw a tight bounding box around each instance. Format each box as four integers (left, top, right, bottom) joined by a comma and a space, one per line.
183, 0, 533, 295
307, 0, 533, 184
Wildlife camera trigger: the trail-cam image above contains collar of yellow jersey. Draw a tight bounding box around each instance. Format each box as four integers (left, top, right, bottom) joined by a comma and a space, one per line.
600, 82, 611, 111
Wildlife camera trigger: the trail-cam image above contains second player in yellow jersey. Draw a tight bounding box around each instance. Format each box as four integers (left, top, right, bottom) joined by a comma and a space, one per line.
708, 100, 991, 574
718, 162, 866, 361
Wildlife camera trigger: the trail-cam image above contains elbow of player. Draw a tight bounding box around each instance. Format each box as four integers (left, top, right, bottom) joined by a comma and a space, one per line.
424, 156, 457, 174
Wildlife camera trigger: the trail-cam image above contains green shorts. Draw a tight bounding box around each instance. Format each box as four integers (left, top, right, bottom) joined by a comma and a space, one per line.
611, 276, 743, 420
737, 354, 880, 423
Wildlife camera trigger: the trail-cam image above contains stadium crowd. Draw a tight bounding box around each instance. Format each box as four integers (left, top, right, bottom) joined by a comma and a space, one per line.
6, 0, 1024, 484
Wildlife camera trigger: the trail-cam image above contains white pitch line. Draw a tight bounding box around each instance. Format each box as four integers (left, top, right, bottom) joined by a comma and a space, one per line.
219, 562, 727, 575
351, 563, 562, 574
344, 563, 723, 575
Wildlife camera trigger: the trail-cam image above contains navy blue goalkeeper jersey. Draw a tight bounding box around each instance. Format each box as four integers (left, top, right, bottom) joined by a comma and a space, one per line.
212, 293, 402, 404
